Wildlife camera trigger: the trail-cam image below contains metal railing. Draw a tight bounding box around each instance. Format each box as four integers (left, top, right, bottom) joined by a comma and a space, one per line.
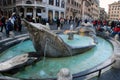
38, 60, 116, 80
73, 60, 116, 79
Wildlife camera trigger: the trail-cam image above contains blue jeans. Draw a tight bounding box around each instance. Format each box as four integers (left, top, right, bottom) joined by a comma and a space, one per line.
111, 31, 120, 37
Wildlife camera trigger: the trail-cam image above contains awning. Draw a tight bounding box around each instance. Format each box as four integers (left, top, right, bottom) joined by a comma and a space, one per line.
26, 13, 32, 15
37, 13, 42, 16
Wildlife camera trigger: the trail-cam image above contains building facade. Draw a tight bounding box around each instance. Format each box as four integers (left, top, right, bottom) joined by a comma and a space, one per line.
66, 0, 82, 20
108, 0, 120, 20
0, 0, 101, 21
65, 0, 100, 21
99, 7, 107, 20
0, 0, 16, 18
82, 0, 93, 20
0, 0, 66, 21
92, 0, 99, 20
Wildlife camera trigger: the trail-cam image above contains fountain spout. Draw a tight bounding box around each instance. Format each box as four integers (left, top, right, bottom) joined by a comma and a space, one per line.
68, 25, 74, 40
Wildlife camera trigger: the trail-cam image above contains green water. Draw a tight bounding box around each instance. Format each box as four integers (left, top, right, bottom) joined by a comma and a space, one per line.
0, 40, 36, 62
0, 37, 113, 79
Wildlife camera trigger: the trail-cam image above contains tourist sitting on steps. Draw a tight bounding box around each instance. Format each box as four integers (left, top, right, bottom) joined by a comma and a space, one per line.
111, 24, 120, 39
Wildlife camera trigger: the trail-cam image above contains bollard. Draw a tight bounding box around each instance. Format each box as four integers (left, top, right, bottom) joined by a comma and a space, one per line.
58, 27, 61, 30
57, 68, 72, 80
46, 23, 50, 30
115, 34, 119, 41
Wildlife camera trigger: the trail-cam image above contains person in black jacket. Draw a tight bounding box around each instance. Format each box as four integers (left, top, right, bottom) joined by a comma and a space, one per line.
56, 18, 60, 29
111, 21, 116, 29
0, 15, 6, 32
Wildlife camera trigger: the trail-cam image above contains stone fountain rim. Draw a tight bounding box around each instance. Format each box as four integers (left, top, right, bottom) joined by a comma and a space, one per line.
0, 32, 119, 80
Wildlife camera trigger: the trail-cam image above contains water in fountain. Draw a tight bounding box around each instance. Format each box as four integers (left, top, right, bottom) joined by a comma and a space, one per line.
0, 40, 35, 62
0, 37, 113, 79
19, 38, 26, 45
16, 38, 27, 53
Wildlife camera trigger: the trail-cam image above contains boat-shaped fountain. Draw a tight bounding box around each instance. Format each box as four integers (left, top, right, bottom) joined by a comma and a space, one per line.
23, 19, 97, 57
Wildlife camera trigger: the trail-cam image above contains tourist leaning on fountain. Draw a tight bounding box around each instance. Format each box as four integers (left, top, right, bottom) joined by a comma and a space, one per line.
6, 18, 15, 38
56, 18, 60, 30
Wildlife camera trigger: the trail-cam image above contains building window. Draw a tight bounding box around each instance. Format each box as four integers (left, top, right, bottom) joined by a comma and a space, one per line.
55, 11, 59, 19
0, 1, 2, 5
68, 0, 70, 3
75, 2, 76, 6
19, 8, 24, 18
61, 0, 65, 8
61, 12, 64, 18
36, 8, 41, 16
8, 0, 12, 5
27, 8, 33, 16
56, 0, 60, 7
3, 0, 7, 6
71, 8, 73, 12
77, 3, 79, 8
26, 0, 32, 4
13, 0, 16, 4
71, 0, 74, 5
37, 0, 42, 1
49, 0, 54, 5
20, 8, 24, 12
48, 10, 53, 23
66, 8, 69, 11
27, 8, 33, 12
43, 9, 46, 12
37, 9, 41, 13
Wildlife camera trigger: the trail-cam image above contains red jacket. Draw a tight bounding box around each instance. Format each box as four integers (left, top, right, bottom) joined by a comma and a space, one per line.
113, 27, 120, 32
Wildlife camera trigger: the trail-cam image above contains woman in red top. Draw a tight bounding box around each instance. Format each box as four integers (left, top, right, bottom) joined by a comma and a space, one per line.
111, 24, 120, 37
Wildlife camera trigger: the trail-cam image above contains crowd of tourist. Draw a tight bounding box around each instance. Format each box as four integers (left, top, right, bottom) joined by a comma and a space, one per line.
0, 12, 120, 40
55, 18, 120, 40
92, 19, 120, 39
0, 13, 22, 38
